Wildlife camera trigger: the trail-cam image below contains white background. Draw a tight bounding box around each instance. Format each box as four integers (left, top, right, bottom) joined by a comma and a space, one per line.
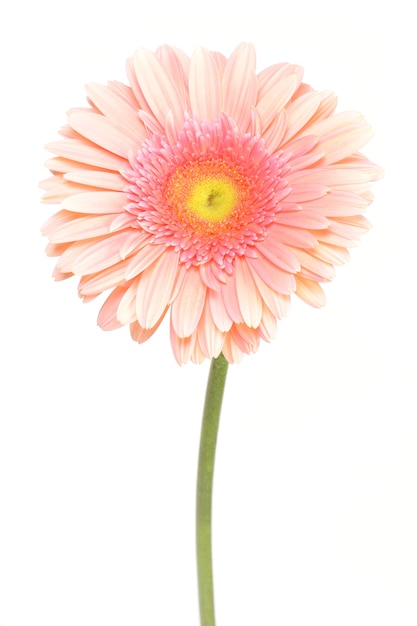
0, 0, 416, 625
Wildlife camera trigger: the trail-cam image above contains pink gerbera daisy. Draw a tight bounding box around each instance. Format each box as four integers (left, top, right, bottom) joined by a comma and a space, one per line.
41, 43, 382, 364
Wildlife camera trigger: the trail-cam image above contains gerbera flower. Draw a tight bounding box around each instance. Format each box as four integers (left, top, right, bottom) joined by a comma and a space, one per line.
41, 43, 382, 364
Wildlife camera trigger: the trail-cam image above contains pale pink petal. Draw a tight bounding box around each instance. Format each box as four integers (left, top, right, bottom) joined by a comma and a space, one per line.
131, 314, 167, 344
258, 304, 277, 342
295, 276, 326, 307
85, 82, 146, 140
301, 190, 370, 217
189, 48, 222, 121
197, 299, 224, 359
221, 332, 245, 364
133, 48, 185, 130
246, 255, 296, 295
43, 211, 120, 243
220, 276, 243, 324
78, 260, 130, 297
222, 43, 257, 131
155, 46, 190, 111
45, 138, 127, 170
282, 91, 322, 143
291, 247, 336, 281
98, 286, 126, 330
285, 183, 329, 203
40, 177, 91, 203
246, 265, 291, 319
61, 191, 127, 214
170, 268, 207, 338
234, 256, 263, 328
170, 324, 197, 365
267, 223, 317, 248
208, 289, 233, 332
135, 249, 179, 328
63, 170, 126, 191
58, 230, 144, 275
255, 238, 301, 273
262, 110, 288, 153
274, 209, 329, 229
317, 126, 374, 165
68, 110, 139, 158
257, 74, 299, 130
124, 243, 165, 280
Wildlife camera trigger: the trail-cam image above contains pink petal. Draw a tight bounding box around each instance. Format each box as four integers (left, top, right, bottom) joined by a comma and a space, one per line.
189, 48, 222, 121
208, 288, 233, 332
124, 242, 165, 280
98, 286, 126, 330
64, 169, 126, 191
68, 110, 139, 158
197, 299, 224, 359
257, 74, 299, 130
170, 267, 207, 337
246, 254, 296, 295
85, 82, 146, 140
133, 48, 185, 131
295, 276, 326, 307
234, 256, 263, 327
61, 191, 127, 214
135, 249, 179, 328
45, 138, 127, 170
222, 43, 257, 131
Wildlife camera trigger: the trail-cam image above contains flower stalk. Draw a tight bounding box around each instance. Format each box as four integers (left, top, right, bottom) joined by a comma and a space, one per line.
196, 353, 229, 626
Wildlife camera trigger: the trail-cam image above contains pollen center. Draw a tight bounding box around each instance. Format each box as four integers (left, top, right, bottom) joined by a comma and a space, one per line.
167, 160, 246, 229
188, 177, 237, 221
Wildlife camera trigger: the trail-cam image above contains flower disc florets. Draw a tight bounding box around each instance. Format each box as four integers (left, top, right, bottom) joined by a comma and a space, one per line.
124, 116, 291, 274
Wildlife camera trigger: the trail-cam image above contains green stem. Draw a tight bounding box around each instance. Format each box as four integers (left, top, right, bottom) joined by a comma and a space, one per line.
196, 353, 229, 626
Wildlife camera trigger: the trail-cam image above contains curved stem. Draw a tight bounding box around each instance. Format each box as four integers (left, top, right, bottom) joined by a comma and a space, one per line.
196, 353, 229, 626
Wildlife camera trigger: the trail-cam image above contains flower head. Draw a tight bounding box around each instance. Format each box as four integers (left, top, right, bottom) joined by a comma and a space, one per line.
41, 43, 382, 363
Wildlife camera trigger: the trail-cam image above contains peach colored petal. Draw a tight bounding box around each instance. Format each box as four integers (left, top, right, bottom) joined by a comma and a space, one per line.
295, 276, 326, 307
246, 264, 291, 319
43, 211, 122, 243
97, 286, 126, 330
68, 110, 139, 158
170, 324, 197, 365
133, 48, 185, 131
197, 299, 224, 359
208, 289, 233, 332
124, 243, 165, 281
135, 249, 179, 328
115, 278, 140, 325
189, 48, 222, 122
255, 237, 301, 273
171, 267, 207, 338
234, 256, 263, 328
61, 191, 127, 214
40, 177, 92, 203
246, 255, 296, 295
78, 260, 130, 297
130, 313, 168, 344
222, 43, 257, 131
45, 138, 127, 170
258, 304, 277, 342
257, 74, 299, 130
63, 170, 126, 191
85, 82, 147, 140
282, 91, 322, 143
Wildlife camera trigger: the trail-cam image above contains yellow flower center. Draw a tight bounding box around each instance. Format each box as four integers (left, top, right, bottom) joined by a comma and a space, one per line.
187, 177, 237, 222
166, 160, 245, 229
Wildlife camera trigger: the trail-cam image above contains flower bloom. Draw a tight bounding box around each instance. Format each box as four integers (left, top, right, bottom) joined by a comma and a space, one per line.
41, 43, 382, 363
